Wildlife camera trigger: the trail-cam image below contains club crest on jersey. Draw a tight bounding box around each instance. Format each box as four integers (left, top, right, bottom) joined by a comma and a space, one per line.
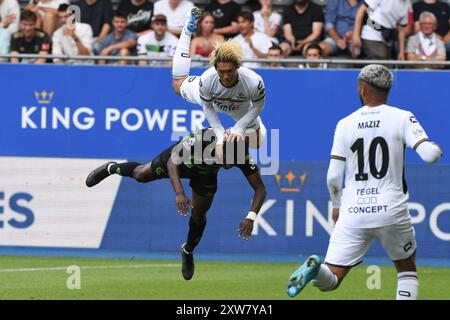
358, 120, 380, 129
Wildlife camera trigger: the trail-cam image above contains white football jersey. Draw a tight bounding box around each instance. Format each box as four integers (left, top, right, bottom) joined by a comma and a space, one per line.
199, 66, 265, 130
331, 104, 429, 228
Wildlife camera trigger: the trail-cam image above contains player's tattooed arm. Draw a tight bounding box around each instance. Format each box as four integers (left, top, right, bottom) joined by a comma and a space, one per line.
167, 158, 192, 216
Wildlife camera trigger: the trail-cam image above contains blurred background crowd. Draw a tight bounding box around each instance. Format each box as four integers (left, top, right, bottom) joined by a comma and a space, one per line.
0, 0, 449, 68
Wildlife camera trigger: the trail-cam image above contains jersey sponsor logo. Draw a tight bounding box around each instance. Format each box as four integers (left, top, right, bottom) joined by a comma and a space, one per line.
213, 101, 240, 112
348, 205, 388, 214
181, 52, 190, 58
357, 120, 381, 129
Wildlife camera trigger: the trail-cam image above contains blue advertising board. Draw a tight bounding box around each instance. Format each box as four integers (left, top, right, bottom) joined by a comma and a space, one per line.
0, 64, 448, 263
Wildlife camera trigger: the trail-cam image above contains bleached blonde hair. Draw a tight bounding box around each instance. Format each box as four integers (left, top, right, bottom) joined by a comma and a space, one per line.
209, 40, 244, 67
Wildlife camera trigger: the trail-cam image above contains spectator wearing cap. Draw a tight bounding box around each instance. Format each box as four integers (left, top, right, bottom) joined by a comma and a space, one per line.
253, 0, 281, 44
206, 0, 241, 39
280, 0, 325, 57
319, 0, 362, 58
232, 10, 273, 68
9, 9, 50, 64
96, 10, 137, 65
190, 11, 224, 66
137, 14, 178, 66
406, 11, 446, 68
117, 0, 154, 35
52, 3, 94, 64
153, 0, 194, 37
353, 0, 410, 60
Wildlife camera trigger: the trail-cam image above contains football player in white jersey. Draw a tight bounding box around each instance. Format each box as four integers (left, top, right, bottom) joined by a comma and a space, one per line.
171, 8, 267, 157
286, 64, 443, 300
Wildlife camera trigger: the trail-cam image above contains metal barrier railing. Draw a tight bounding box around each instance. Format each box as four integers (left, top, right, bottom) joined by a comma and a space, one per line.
1, 53, 450, 68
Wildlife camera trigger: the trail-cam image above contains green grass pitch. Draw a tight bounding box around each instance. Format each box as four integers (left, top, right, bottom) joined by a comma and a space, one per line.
0, 255, 448, 300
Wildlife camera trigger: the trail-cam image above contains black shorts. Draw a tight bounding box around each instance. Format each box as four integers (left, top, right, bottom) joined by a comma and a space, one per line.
150, 146, 218, 198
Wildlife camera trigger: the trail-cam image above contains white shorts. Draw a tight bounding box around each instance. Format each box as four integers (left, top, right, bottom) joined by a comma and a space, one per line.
325, 217, 417, 267
179, 76, 267, 146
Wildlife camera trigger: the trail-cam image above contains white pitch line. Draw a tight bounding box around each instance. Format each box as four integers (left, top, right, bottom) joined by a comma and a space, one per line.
0, 264, 179, 273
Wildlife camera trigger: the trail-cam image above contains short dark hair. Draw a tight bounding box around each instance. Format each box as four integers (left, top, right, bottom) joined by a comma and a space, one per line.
306, 42, 322, 55
269, 45, 282, 54
20, 10, 37, 23
113, 10, 128, 20
237, 11, 254, 23
58, 3, 70, 12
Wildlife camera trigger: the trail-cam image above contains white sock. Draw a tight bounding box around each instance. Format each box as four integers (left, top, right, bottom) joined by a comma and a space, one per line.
396, 271, 419, 300
311, 264, 338, 292
172, 23, 193, 79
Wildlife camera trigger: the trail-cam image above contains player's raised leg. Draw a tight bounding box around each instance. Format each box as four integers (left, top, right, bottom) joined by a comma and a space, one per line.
172, 7, 203, 95
287, 255, 322, 297
287, 256, 350, 297
181, 190, 214, 280
85, 161, 158, 187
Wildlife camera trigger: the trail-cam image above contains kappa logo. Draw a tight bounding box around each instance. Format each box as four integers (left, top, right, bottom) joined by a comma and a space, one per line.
409, 116, 418, 124
274, 170, 308, 193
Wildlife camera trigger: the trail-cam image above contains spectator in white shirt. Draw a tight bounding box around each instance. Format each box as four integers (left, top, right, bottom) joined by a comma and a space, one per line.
35, 0, 69, 38
0, 0, 20, 34
253, 0, 281, 44
233, 10, 273, 68
153, 0, 194, 37
353, 0, 410, 60
137, 14, 178, 66
52, 3, 94, 64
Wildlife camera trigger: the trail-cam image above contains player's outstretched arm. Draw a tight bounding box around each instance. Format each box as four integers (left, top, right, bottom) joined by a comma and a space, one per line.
167, 158, 192, 216
238, 171, 267, 240
415, 141, 443, 164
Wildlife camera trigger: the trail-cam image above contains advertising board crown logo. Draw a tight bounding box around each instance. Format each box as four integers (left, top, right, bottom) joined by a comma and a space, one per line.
274, 170, 308, 193
34, 90, 54, 105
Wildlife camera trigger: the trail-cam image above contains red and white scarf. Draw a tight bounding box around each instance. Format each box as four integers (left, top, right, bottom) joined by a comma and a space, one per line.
419, 32, 438, 57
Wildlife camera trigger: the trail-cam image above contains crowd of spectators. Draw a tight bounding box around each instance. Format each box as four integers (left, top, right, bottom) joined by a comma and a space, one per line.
0, 0, 449, 68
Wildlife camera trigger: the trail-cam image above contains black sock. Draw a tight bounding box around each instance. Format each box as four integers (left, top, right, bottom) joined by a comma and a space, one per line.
184, 216, 207, 253
109, 162, 141, 177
